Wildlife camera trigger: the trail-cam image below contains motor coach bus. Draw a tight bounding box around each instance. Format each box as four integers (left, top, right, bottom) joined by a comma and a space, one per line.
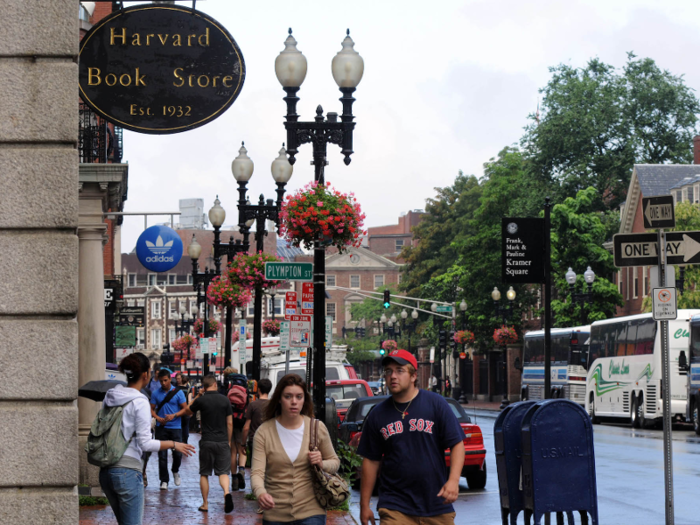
682, 314, 700, 434
520, 326, 590, 405
587, 311, 699, 427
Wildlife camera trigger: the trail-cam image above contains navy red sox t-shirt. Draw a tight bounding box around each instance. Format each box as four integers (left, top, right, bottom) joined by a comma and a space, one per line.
357, 389, 465, 517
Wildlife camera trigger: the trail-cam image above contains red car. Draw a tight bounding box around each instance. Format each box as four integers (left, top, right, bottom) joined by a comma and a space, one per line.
326, 379, 373, 423
342, 396, 487, 490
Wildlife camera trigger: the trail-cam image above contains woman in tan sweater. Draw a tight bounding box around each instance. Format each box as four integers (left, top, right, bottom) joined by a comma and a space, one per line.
251, 374, 340, 525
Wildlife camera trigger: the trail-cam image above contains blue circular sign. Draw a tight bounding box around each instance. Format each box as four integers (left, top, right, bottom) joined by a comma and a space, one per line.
136, 225, 183, 272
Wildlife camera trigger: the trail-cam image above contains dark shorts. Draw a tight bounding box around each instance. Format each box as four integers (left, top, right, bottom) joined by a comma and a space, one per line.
199, 441, 231, 476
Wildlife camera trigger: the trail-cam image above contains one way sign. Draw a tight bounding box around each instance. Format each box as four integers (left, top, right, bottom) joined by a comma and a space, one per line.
613, 231, 700, 267
642, 195, 675, 229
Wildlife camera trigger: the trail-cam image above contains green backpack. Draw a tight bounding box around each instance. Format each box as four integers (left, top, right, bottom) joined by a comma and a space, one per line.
84, 400, 136, 468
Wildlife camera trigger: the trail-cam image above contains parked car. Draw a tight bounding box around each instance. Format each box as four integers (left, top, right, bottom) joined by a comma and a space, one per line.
366, 381, 384, 396
326, 379, 374, 423
339, 395, 487, 490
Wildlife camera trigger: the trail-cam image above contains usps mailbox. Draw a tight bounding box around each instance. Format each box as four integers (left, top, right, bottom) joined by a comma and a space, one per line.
494, 401, 537, 525
521, 399, 598, 525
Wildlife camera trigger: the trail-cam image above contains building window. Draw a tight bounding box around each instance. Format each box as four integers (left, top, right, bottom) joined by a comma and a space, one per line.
677, 190, 683, 203
136, 328, 145, 347
626, 268, 631, 300
269, 297, 283, 316
350, 275, 360, 288
327, 303, 336, 321
137, 299, 145, 307
633, 266, 639, 299
169, 328, 176, 343
374, 275, 385, 289
151, 300, 161, 319
169, 301, 177, 318
395, 239, 404, 251
689, 186, 695, 203
247, 303, 255, 317
187, 274, 193, 285
151, 328, 162, 349
398, 273, 403, 283
168, 274, 177, 285
327, 274, 336, 287
127, 274, 136, 287
617, 271, 623, 295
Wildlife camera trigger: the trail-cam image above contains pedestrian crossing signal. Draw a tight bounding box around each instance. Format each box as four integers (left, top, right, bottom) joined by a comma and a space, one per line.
383, 290, 391, 309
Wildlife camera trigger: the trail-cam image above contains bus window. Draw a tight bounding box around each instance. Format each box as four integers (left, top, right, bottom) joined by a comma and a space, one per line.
590, 326, 602, 362
524, 337, 544, 364
552, 335, 568, 363
626, 321, 638, 356
615, 322, 627, 356
603, 323, 617, 358
635, 318, 656, 355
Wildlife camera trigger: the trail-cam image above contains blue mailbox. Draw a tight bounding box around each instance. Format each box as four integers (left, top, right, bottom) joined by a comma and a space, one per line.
494, 401, 537, 525
521, 399, 598, 525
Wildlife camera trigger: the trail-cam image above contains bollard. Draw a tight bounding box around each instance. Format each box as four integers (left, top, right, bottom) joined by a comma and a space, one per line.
521, 399, 598, 525
494, 401, 537, 525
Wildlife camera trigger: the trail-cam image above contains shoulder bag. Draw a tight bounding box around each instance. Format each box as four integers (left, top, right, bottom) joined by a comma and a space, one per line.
309, 418, 351, 509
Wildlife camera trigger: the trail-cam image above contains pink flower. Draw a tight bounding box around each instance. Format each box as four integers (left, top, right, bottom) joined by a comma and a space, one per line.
317, 201, 324, 207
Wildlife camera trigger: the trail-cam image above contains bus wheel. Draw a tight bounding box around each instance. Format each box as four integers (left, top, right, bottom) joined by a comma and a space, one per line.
631, 395, 641, 429
692, 401, 700, 436
637, 394, 646, 429
588, 395, 598, 424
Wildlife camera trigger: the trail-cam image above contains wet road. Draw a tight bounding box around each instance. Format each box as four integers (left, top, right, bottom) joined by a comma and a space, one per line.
350, 409, 700, 524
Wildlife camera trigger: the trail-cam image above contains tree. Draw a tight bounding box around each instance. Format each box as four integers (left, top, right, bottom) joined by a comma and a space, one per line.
524, 54, 699, 209
348, 284, 400, 327
549, 187, 624, 326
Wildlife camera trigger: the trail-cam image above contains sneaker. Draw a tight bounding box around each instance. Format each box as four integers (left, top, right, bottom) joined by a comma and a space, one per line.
237, 471, 245, 490
160, 482, 168, 491
173, 473, 181, 486
231, 475, 239, 491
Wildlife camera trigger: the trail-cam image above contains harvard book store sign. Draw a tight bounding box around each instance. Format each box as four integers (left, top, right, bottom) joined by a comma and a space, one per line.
79, 4, 245, 134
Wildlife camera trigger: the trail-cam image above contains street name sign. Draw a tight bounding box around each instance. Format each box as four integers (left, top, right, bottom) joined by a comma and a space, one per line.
502, 218, 545, 284
284, 291, 298, 320
613, 231, 700, 267
642, 195, 675, 229
79, 4, 245, 134
265, 262, 313, 281
652, 287, 677, 320
301, 282, 314, 315
435, 305, 453, 313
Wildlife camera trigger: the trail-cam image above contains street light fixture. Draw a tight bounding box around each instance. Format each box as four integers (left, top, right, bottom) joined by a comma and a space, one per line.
491, 286, 517, 409
566, 266, 596, 325
276, 28, 363, 418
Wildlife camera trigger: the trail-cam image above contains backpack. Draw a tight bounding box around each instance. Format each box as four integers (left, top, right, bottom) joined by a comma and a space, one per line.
227, 373, 249, 427
84, 400, 136, 468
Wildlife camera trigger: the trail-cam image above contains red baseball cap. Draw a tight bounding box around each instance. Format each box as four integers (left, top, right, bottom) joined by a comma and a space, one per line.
381, 349, 418, 370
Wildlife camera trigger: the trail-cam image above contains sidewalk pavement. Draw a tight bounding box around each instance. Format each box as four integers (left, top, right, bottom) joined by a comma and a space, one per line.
80, 433, 356, 525
460, 398, 503, 411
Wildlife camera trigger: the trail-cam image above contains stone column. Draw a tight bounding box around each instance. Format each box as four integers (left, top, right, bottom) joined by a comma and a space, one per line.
0, 1, 79, 521
77, 189, 108, 487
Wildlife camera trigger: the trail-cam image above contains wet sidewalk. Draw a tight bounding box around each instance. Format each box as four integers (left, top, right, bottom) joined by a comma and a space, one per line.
80, 433, 356, 525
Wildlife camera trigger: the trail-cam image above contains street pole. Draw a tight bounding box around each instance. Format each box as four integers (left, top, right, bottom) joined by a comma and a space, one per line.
312, 130, 327, 419
544, 197, 552, 399
658, 227, 674, 525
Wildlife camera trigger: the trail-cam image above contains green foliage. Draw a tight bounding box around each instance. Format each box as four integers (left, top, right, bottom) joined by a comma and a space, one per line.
244, 492, 258, 501
669, 202, 700, 308
549, 187, 624, 326
79, 495, 109, 506
524, 54, 699, 209
336, 439, 363, 483
349, 284, 400, 325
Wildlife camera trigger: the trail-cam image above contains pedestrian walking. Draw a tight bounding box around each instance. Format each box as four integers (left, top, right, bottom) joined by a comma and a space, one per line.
430, 374, 438, 393
445, 377, 451, 398
224, 367, 249, 491
358, 349, 465, 525
242, 378, 271, 514
251, 374, 340, 525
172, 374, 235, 514
175, 372, 192, 444
151, 369, 188, 490
95, 352, 195, 525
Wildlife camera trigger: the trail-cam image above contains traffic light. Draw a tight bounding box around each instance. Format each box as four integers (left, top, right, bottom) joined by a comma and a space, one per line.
450, 331, 458, 357
383, 289, 391, 309
359, 327, 366, 338
379, 339, 386, 355
438, 330, 447, 350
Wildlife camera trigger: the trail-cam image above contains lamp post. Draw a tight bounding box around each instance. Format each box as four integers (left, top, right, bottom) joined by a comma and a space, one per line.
458, 299, 469, 404
492, 286, 516, 408
565, 266, 596, 325
276, 28, 363, 418
231, 144, 293, 381
401, 309, 419, 354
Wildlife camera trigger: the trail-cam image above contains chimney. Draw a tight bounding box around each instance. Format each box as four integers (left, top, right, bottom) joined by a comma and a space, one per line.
694, 136, 700, 164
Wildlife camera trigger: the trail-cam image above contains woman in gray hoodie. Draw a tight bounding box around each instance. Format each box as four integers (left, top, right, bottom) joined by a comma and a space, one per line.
100, 353, 195, 524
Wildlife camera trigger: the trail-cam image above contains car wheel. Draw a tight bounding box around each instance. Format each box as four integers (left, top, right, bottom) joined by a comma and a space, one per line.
465, 462, 487, 490
588, 394, 598, 425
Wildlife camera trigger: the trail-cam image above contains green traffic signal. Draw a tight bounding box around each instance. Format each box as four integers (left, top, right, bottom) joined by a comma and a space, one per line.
379, 348, 386, 355
383, 289, 391, 309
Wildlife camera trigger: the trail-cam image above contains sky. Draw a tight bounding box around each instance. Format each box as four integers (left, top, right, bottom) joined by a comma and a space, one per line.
115, 0, 700, 252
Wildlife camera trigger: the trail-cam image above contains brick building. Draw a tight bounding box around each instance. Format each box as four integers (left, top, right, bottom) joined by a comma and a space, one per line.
366, 209, 425, 258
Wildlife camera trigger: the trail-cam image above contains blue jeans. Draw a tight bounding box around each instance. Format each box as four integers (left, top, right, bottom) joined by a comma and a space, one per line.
263, 515, 326, 525
99, 468, 144, 525
155, 426, 182, 483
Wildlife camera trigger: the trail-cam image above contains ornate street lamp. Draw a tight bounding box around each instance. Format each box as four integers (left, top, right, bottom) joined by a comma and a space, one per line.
565, 266, 596, 325
491, 286, 516, 408
276, 28, 363, 417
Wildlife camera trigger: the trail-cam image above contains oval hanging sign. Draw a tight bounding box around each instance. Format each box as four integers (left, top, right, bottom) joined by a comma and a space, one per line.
136, 225, 184, 273
79, 4, 245, 134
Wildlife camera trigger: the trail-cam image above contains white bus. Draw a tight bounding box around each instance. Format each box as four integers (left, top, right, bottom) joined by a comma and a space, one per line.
520, 326, 590, 405
586, 310, 698, 427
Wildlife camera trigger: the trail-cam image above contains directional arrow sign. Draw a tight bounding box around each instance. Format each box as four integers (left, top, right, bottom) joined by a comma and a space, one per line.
642, 195, 675, 229
613, 231, 700, 267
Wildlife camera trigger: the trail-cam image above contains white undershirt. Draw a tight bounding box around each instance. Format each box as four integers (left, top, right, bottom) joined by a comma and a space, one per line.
275, 420, 305, 464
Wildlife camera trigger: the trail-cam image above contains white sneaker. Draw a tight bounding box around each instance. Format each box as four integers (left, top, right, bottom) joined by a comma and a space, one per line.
173, 473, 181, 486
160, 482, 168, 490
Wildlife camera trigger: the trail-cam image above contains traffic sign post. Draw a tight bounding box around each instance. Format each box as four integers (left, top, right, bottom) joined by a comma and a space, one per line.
285, 291, 298, 320
613, 230, 700, 267
289, 315, 312, 348
652, 287, 678, 321
301, 283, 314, 315
643, 195, 675, 229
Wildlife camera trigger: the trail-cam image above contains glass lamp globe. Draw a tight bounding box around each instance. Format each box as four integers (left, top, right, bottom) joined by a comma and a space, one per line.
275, 29, 307, 88
431, 303, 437, 312
179, 304, 186, 315
411, 309, 419, 320
188, 235, 202, 260
208, 196, 226, 228
191, 306, 199, 316
401, 309, 408, 319
271, 146, 293, 183
380, 314, 387, 323
231, 143, 254, 182
331, 30, 364, 88
506, 286, 516, 301
390, 314, 397, 324
491, 287, 501, 301
565, 267, 577, 285
584, 266, 596, 284
460, 300, 467, 312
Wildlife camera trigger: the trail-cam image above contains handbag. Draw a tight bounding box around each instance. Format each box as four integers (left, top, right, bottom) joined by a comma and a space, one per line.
309, 418, 351, 509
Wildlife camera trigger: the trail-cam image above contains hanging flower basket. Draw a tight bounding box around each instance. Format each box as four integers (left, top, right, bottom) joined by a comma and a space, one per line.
454, 330, 475, 346
194, 318, 221, 336
172, 334, 197, 354
206, 275, 253, 309
382, 340, 398, 353
279, 181, 366, 252
227, 252, 282, 291
493, 325, 518, 346
263, 319, 281, 336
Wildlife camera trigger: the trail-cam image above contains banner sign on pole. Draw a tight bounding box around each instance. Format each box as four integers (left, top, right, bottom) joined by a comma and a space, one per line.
501, 218, 545, 284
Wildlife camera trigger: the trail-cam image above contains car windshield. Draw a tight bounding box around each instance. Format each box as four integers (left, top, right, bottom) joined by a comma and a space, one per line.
277, 367, 340, 383
446, 399, 470, 424
327, 384, 365, 402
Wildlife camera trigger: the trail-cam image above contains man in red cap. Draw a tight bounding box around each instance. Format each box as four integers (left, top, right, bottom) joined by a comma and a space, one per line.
358, 349, 465, 525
